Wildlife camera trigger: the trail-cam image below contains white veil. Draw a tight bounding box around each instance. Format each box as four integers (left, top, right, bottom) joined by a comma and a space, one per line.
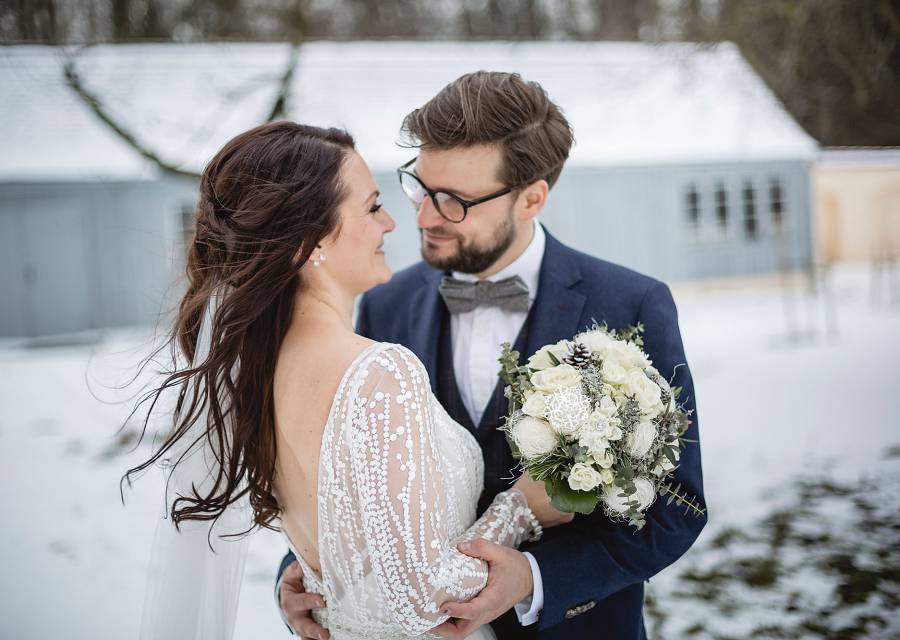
139, 288, 252, 640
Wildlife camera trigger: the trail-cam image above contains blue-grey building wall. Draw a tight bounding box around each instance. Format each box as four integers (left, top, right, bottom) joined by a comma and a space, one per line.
372, 159, 813, 282
0, 160, 812, 337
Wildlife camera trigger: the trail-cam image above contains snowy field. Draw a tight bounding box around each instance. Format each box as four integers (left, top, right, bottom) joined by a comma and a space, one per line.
0, 262, 897, 639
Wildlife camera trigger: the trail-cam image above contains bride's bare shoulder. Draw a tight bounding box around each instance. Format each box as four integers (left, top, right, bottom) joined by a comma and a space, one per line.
274, 334, 377, 413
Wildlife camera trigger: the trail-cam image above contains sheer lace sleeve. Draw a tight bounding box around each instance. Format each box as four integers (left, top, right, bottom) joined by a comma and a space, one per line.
340, 344, 539, 635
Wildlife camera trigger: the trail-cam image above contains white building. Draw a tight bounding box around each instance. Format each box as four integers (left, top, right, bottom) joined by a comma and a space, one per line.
0, 41, 819, 337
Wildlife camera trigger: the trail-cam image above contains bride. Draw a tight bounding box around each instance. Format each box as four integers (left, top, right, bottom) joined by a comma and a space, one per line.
126, 121, 570, 640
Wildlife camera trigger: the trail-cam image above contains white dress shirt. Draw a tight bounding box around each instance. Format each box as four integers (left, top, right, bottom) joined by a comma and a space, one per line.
450, 220, 545, 425
449, 220, 545, 626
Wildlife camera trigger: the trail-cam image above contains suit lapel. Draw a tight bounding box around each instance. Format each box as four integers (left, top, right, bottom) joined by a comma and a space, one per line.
524, 227, 587, 359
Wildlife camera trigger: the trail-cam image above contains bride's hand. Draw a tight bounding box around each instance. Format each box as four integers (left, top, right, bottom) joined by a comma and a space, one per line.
513, 474, 575, 528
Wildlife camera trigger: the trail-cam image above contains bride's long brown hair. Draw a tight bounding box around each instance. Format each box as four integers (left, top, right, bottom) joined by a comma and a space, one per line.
123, 121, 355, 533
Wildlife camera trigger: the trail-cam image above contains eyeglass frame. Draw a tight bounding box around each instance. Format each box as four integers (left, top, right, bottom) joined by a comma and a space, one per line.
396, 157, 522, 223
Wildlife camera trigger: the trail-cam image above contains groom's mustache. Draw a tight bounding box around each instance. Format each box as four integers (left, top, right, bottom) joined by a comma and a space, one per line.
420, 227, 463, 242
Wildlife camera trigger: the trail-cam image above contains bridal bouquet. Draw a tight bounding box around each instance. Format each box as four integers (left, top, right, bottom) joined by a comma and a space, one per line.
499, 324, 705, 529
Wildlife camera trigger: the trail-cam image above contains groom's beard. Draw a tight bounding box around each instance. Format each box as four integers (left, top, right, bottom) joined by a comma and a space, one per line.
420, 212, 516, 274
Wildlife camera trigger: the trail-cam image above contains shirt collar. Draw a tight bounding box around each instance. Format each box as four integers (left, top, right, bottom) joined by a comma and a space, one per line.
451, 220, 545, 302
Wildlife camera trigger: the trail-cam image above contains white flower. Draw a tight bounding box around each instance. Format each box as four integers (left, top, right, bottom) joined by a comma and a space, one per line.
544, 387, 592, 437
527, 340, 570, 371
591, 449, 615, 469
625, 369, 663, 414
606, 340, 651, 369
600, 420, 624, 442
568, 463, 604, 492
511, 416, 557, 459
583, 407, 623, 442
531, 364, 582, 393
599, 469, 616, 486
521, 390, 547, 418
576, 329, 613, 354
626, 420, 658, 459
578, 429, 609, 456
651, 447, 681, 476
602, 477, 657, 514
600, 357, 629, 384
596, 394, 618, 419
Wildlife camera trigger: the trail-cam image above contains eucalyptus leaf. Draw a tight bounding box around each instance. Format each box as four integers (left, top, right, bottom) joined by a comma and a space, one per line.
663, 446, 677, 466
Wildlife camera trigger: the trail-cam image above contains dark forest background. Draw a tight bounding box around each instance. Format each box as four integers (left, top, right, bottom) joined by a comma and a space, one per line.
2, 0, 898, 147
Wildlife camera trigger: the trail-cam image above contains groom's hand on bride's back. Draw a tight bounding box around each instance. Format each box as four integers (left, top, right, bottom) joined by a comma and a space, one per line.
280, 560, 329, 640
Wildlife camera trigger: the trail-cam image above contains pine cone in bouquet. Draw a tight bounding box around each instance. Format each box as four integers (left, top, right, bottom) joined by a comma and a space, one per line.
562, 341, 592, 368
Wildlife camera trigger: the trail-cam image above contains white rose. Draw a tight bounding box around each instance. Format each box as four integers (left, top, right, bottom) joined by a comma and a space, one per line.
531, 364, 582, 393
606, 340, 651, 369
567, 463, 604, 492
576, 329, 613, 354
521, 390, 548, 418
626, 420, 658, 459
578, 429, 609, 455
591, 449, 616, 469
625, 369, 663, 414
599, 469, 616, 485
527, 340, 570, 371
602, 476, 657, 514
511, 416, 557, 459
600, 357, 629, 384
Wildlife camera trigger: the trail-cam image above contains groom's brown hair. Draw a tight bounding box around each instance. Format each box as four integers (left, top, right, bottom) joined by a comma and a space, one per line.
401, 71, 574, 189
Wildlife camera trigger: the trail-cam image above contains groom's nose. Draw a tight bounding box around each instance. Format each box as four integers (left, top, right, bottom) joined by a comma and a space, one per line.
415, 195, 443, 229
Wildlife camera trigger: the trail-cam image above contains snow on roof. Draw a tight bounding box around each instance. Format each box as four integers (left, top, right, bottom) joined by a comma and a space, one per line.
1, 41, 819, 181
0, 46, 159, 181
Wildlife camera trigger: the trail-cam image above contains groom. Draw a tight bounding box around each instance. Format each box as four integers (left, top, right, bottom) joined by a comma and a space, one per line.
277, 71, 706, 639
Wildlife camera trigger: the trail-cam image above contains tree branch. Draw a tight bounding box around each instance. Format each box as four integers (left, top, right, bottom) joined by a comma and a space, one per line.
63, 51, 200, 178
265, 43, 300, 122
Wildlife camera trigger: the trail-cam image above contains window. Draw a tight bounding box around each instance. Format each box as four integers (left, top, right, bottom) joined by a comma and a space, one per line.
685, 184, 700, 228
714, 182, 729, 231
769, 177, 785, 231
742, 181, 758, 239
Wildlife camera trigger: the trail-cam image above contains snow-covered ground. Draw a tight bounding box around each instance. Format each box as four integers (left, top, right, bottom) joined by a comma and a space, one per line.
0, 262, 897, 639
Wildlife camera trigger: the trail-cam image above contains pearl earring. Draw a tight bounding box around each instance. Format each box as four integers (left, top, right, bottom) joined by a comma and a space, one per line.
312, 248, 326, 268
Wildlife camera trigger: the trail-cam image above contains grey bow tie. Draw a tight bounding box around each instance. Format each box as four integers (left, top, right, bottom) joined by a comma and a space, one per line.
438, 275, 530, 314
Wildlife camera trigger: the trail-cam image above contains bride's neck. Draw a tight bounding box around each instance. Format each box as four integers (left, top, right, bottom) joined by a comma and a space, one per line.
291, 286, 355, 333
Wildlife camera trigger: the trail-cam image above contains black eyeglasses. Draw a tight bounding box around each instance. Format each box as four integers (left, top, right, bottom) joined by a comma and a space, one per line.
396, 157, 519, 223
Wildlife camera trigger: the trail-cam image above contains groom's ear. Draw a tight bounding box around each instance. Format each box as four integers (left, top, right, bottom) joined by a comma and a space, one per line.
516, 179, 549, 221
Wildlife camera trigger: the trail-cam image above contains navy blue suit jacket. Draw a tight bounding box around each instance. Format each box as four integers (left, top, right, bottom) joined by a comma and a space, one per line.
277, 226, 706, 638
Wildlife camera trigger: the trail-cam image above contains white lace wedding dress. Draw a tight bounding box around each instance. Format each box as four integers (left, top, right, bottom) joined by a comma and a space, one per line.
280, 342, 540, 640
